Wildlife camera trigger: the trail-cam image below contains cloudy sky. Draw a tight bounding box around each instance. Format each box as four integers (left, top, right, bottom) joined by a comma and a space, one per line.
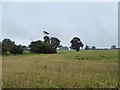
2, 2, 118, 48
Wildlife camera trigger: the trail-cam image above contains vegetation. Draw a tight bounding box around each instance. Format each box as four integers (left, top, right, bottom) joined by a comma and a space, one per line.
50, 37, 61, 49
9, 45, 23, 54
2, 39, 15, 55
2, 50, 118, 88
29, 40, 56, 54
1, 34, 61, 55
1, 39, 25, 55
70, 37, 84, 51
59, 46, 69, 50
1, 32, 118, 88
111, 45, 117, 49
85, 45, 91, 50
91, 46, 96, 50
0, 42, 2, 55
29, 31, 61, 54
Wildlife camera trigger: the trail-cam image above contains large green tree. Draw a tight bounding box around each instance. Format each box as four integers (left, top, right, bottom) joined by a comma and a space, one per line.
43, 35, 61, 49
51, 37, 61, 49
70, 37, 84, 51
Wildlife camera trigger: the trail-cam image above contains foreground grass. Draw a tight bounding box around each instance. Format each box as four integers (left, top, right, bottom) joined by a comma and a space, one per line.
2, 50, 118, 88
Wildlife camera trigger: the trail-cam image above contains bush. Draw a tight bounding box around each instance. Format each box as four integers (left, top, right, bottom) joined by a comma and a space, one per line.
10, 45, 23, 54
29, 40, 56, 54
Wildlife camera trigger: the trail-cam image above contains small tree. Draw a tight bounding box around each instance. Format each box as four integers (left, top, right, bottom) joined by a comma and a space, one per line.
85, 45, 90, 50
111, 45, 116, 49
91, 46, 96, 50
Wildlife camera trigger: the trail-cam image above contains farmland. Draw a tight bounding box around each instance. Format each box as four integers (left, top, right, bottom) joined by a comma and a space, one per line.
2, 50, 118, 88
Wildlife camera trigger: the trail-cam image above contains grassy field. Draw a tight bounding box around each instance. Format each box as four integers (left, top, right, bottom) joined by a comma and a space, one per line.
2, 50, 118, 88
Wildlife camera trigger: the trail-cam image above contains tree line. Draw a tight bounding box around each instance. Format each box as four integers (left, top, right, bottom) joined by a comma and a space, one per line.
0, 31, 117, 55
0, 31, 84, 55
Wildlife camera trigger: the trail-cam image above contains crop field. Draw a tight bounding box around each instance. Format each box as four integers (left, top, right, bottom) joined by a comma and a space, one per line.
2, 50, 118, 88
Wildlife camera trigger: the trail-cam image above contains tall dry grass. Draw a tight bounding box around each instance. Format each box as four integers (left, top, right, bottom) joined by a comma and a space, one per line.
2, 50, 118, 88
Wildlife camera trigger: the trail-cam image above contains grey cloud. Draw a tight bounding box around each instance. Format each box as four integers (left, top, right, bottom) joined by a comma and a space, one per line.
2, 2, 118, 48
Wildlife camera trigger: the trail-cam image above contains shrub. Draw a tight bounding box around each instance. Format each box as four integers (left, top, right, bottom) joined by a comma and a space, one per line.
10, 45, 23, 54
29, 40, 56, 54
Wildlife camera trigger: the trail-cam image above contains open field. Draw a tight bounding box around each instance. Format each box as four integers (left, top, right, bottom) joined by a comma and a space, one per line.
2, 50, 118, 88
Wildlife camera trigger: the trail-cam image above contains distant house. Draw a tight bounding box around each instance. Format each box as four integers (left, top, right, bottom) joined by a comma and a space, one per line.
59, 46, 69, 50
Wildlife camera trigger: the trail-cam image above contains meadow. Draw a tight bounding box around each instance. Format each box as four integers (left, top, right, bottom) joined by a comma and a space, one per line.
2, 50, 118, 88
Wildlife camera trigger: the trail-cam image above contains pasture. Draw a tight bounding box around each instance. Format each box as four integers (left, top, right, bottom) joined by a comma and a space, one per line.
2, 50, 118, 88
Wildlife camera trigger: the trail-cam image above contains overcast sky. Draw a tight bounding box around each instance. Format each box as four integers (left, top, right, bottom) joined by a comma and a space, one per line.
2, 2, 118, 48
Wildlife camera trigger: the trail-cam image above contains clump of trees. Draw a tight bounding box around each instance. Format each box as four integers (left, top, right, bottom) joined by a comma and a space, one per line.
29, 40, 56, 54
70, 37, 84, 51
1, 39, 24, 55
1, 31, 61, 55
29, 31, 61, 54
1, 31, 118, 55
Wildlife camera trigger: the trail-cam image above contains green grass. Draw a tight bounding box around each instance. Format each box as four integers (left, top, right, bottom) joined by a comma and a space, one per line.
2, 50, 118, 88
